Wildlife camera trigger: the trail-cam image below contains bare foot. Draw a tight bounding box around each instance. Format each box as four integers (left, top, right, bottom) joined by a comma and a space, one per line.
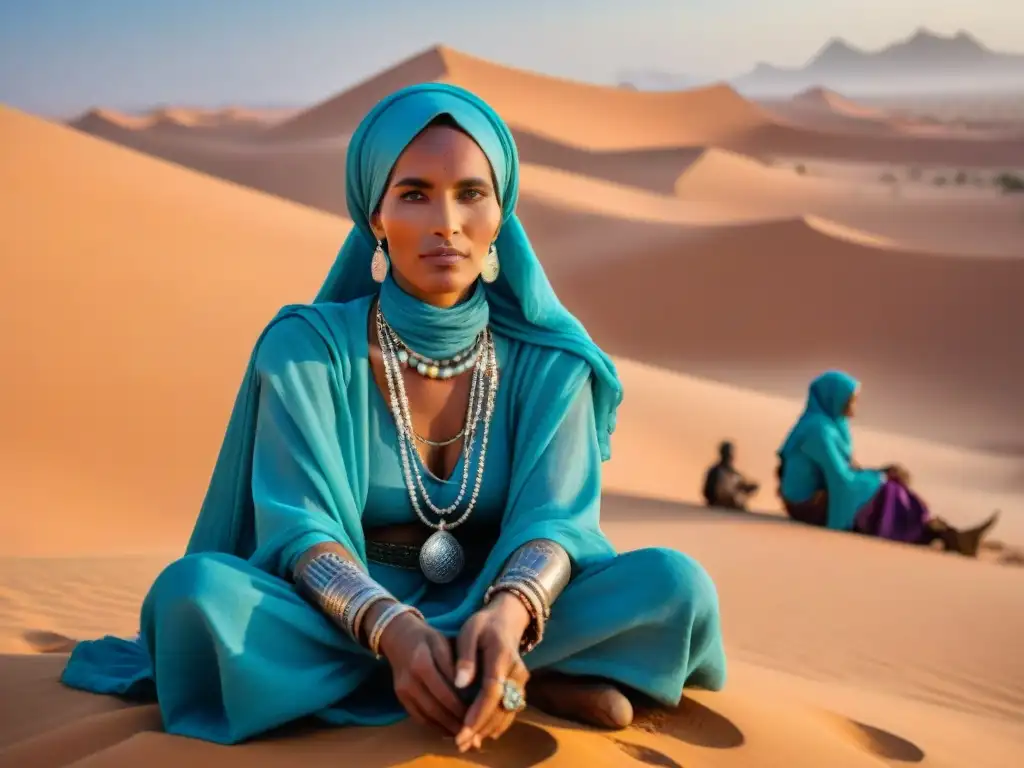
527, 674, 634, 729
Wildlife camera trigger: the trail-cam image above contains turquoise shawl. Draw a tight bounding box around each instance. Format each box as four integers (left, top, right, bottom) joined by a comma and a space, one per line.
778, 370, 883, 529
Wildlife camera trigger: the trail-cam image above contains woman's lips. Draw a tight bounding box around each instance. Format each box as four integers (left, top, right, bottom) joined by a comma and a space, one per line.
420, 246, 467, 266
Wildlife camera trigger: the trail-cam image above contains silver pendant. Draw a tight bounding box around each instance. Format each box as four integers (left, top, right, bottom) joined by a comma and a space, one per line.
419, 530, 465, 584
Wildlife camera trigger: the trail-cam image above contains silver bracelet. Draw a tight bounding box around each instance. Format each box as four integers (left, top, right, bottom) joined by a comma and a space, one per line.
483, 580, 546, 653
491, 539, 572, 614
368, 602, 425, 658
297, 551, 393, 645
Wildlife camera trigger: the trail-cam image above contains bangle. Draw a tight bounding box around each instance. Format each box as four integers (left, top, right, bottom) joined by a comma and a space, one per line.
484, 540, 571, 654
484, 582, 545, 653
297, 552, 393, 647
492, 540, 572, 615
369, 602, 425, 659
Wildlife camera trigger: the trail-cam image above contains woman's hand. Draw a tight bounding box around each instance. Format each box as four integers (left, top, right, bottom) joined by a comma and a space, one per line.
453, 592, 532, 753
884, 463, 911, 486
376, 607, 467, 737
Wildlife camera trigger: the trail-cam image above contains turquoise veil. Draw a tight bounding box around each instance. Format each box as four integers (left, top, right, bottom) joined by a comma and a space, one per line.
777, 370, 859, 460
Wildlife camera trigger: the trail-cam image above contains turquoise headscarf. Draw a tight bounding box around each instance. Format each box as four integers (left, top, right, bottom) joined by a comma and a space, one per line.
313, 82, 622, 459
778, 370, 859, 461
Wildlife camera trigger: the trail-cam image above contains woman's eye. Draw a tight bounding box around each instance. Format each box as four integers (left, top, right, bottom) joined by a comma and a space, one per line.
459, 189, 484, 201
399, 190, 426, 201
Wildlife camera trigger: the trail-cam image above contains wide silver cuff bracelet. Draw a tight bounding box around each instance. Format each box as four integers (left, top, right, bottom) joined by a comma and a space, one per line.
297, 551, 392, 645
493, 539, 572, 616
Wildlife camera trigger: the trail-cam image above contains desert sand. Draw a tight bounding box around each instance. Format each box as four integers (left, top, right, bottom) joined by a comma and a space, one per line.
2, 44, 1023, 768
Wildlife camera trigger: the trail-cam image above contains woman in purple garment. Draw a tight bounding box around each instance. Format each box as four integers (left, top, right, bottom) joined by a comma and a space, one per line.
777, 370, 999, 556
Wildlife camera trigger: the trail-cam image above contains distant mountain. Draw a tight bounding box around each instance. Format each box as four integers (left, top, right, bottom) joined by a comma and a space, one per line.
731, 28, 1024, 97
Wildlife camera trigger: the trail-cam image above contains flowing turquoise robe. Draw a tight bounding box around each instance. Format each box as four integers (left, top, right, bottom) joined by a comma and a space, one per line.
60, 82, 727, 744
61, 298, 726, 744
778, 370, 884, 530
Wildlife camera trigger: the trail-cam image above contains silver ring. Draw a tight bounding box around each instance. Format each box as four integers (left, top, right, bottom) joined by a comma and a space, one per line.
499, 678, 526, 713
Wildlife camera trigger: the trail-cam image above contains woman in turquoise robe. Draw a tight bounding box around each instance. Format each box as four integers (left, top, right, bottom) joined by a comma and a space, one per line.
778, 370, 998, 553
60, 83, 727, 747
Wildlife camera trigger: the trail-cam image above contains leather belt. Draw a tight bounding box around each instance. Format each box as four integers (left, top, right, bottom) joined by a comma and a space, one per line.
364, 529, 497, 573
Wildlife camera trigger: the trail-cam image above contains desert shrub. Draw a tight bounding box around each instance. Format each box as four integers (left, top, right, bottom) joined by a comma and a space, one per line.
880, 172, 898, 184
794, 164, 806, 175
994, 172, 1024, 193
954, 171, 968, 185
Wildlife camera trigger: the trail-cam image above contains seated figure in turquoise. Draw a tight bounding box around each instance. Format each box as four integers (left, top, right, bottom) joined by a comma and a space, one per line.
60, 83, 727, 752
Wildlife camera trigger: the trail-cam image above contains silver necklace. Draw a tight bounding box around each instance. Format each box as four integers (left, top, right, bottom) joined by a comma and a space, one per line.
375, 307, 498, 584
414, 428, 465, 447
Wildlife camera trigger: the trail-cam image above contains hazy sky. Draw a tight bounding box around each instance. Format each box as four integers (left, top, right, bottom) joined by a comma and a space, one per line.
1, 0, 1020, 115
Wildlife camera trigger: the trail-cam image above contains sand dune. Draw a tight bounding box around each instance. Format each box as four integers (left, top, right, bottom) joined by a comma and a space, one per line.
61, 107, 1024, 258
761, 88, 1024, 147
793, 87, 891, 121
71, 45, 1024, 171
269, 46, 772, 149
268, 45, 1024, 165
0, 105, 346, 555
3, 37, 1024, 768
673, 148, 852, 203
68, 105, 295, 140
550, 212, 1024, 450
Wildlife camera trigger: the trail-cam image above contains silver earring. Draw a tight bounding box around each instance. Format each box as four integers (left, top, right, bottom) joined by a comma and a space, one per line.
481, 242, 500, 283
371, 239, 389, 283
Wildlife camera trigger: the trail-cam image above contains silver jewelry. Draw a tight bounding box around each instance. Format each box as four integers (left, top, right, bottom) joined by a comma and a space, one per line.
500, 679, 526, 712
394, 336, 481, 380
418, 530, 466, 585
484, 540, 572, 651
375, 306, 499, 584
297, 551, 394, 645
414, 427, 465, 447
368, 602, 424, 658
481, 242, 500, 284
371, 239, 389, 283
484, 581, 545, 653
497, 540, 572, 611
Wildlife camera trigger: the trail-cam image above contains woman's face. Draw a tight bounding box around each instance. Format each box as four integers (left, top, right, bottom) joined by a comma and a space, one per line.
371, 124, 502, 306
845, 391, 859, 418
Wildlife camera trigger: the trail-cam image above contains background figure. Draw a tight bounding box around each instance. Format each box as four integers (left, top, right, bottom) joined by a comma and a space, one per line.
777, 371, 999, 556
702, 441, 760, 511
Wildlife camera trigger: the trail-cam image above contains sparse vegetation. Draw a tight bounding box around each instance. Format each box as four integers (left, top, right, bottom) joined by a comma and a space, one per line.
933, 176, 947, 186
995, 172, 1024, 193
794, 164, 806, 175
879, 172, 898, 184
954, 171, 968, 185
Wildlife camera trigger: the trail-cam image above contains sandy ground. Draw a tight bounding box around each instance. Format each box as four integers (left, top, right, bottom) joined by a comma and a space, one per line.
2, 45, 1023, 767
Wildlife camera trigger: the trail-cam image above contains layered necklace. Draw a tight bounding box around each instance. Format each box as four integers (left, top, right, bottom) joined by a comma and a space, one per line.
375, 302, 499, 584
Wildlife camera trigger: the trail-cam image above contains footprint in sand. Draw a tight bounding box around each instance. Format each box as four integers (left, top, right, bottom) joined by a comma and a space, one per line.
612, 739, 684, 767
631, 697, 744, 750
821, 713, 926, 763
844, 720, 926, 763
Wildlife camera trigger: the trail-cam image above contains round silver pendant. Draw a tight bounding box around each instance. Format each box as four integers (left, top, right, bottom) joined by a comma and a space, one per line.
419, 530, 465, 584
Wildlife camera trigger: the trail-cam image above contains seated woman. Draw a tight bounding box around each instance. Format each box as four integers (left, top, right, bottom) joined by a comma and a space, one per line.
702, 441, 759, 511
59, 84, 726, 751
777, 370, 999, 555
